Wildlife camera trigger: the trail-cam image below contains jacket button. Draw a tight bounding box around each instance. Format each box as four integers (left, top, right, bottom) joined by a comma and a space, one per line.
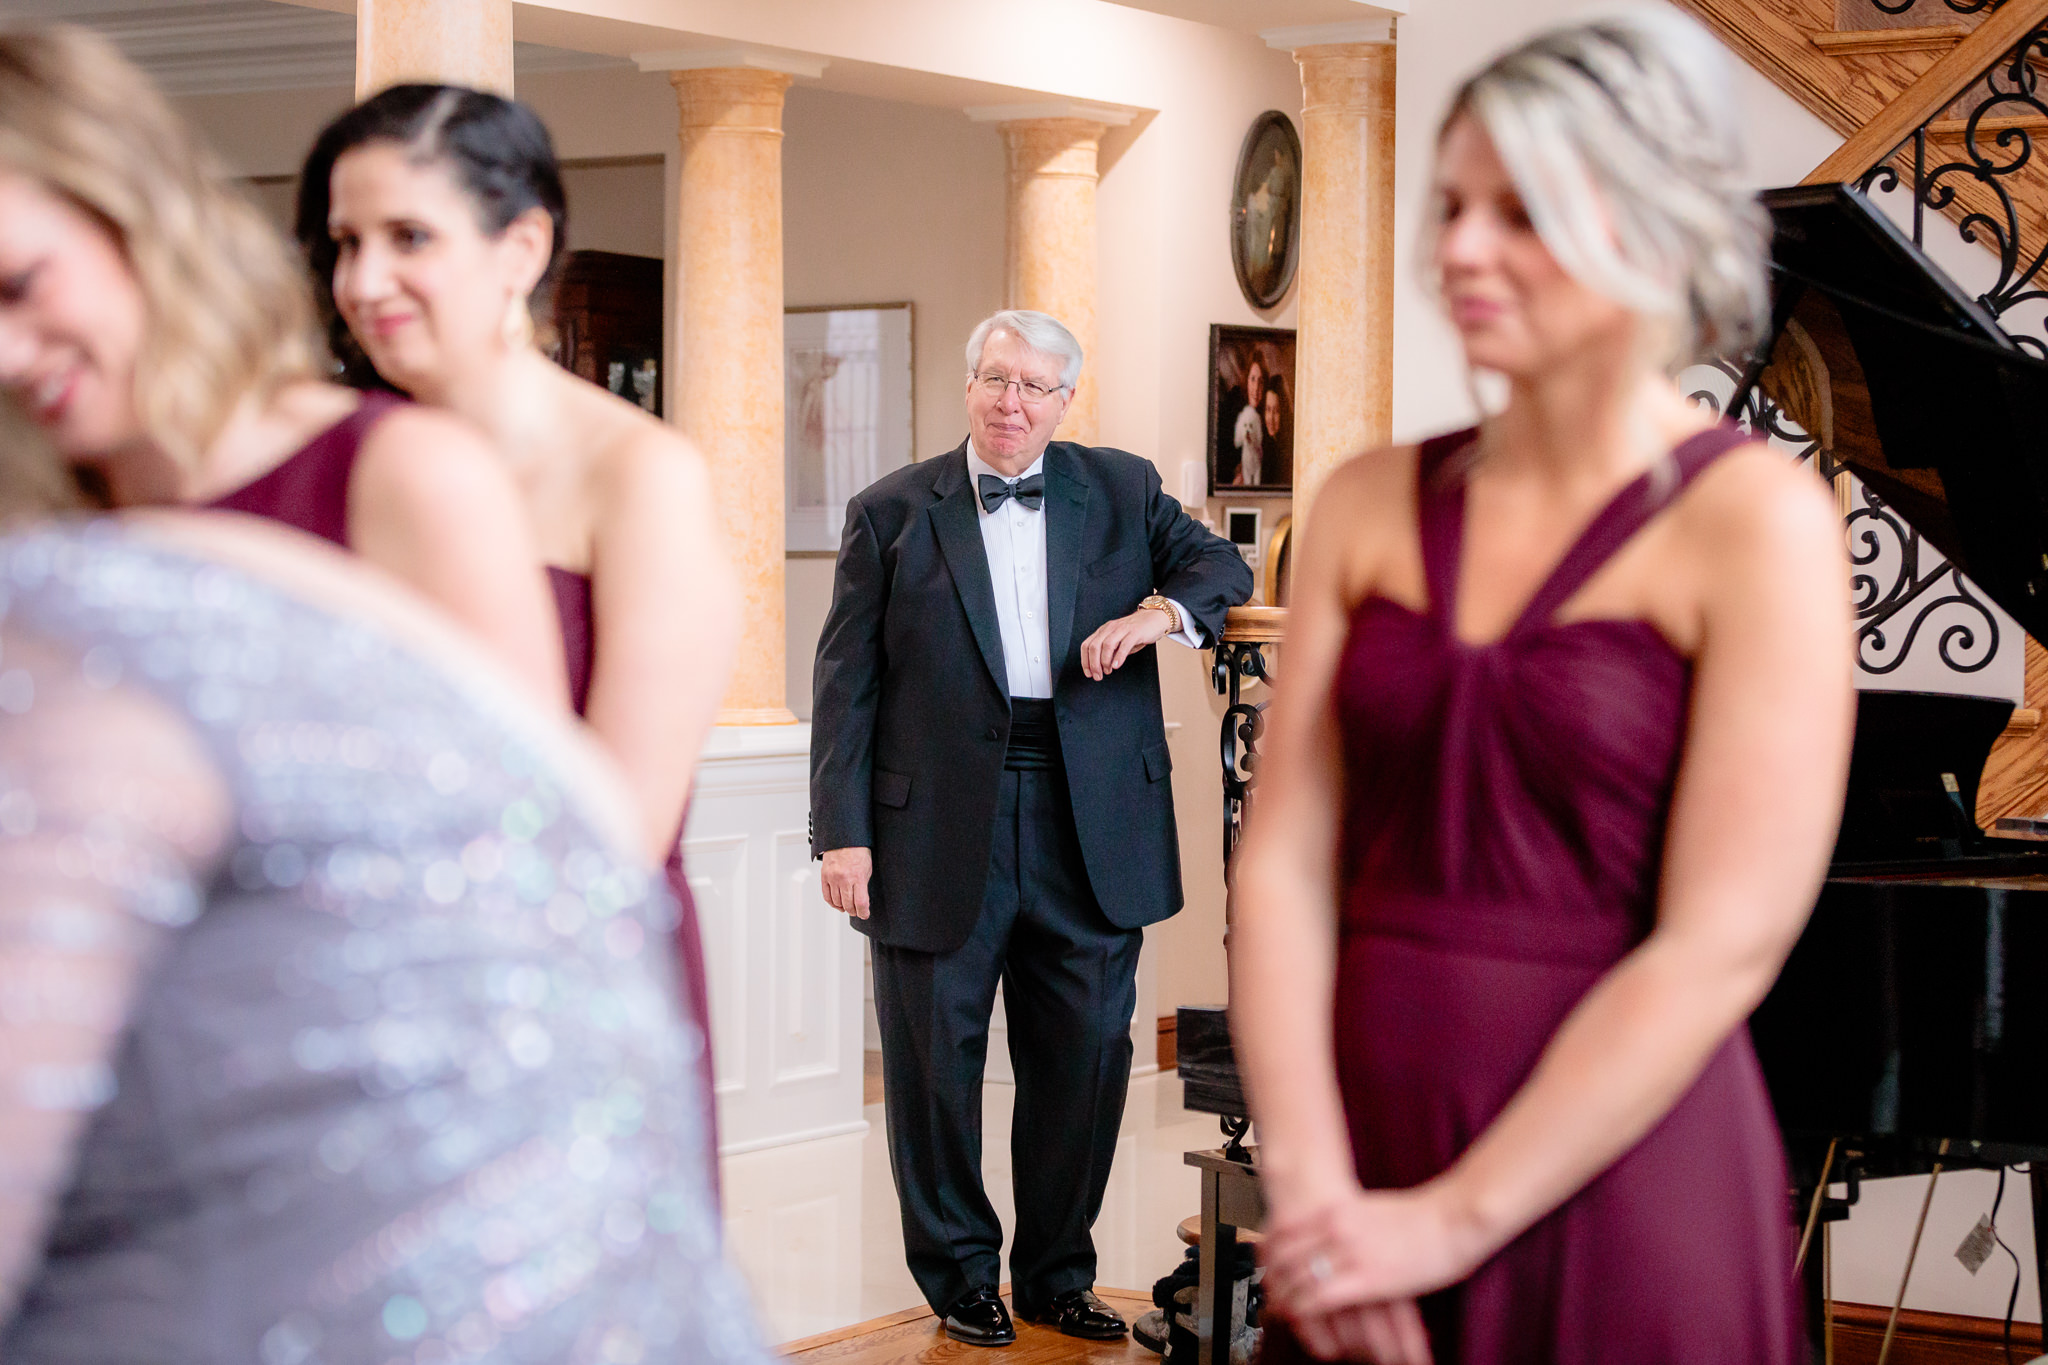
986, 726, 1001, 741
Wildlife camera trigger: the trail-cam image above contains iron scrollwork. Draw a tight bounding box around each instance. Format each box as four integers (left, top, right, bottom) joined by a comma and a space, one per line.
1860, 15, 2048, 356
1212, 639, 1275, 866
1843, 484, 2001, 672
1688, 360, 2001, 676
1865, 0, 1997, 15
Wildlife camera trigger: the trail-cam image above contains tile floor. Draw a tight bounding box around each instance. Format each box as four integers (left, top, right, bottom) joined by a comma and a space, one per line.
720, 1065, 1222, 1346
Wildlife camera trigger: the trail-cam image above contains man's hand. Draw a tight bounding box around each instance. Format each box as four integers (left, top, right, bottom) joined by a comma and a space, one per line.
1080, 606, 1172, 681
820, 846, 874, 919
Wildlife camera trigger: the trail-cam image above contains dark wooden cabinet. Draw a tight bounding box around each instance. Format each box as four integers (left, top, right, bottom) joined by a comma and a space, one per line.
550, 250, 664, 418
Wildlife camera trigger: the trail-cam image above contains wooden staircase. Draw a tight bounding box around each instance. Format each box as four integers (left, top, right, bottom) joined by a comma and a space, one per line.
1676, 0, 2048, 825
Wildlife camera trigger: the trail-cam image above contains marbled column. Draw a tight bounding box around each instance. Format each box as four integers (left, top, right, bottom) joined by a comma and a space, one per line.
355, 0, 513, 98
998, 118, 1109, 445
672, 67, 797, 726
1292, 40, 1397, 514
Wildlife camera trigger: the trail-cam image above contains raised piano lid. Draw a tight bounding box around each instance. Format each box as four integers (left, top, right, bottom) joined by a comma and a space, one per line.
1737, 184, 2048, 649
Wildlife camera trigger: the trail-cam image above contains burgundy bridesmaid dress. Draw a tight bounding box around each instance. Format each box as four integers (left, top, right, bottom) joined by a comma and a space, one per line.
1262, 425, 1800, 1364
208, 395, 723, 1191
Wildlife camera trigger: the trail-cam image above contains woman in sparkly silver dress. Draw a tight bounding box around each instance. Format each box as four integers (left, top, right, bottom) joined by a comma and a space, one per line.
0, 400, 767, 1364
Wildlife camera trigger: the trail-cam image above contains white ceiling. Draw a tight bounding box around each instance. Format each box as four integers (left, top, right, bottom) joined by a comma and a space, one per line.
2, 0, 621, 95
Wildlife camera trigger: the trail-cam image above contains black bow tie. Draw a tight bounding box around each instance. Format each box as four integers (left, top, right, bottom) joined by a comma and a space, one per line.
978, 472, 1045, 513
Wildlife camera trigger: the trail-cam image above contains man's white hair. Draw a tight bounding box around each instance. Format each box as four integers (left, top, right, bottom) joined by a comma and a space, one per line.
964, 310, 1084, 390
1427, 7, 1771, 367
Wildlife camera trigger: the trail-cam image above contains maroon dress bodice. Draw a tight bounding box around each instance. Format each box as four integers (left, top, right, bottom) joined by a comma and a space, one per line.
1267, 425, 1800, 1364
206, 391, 403, 545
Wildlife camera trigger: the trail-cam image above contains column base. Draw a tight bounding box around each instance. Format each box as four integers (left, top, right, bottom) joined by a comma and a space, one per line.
716, 705, 801, 726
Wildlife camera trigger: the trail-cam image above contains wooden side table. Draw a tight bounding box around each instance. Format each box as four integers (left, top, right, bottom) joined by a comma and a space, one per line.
1185, 1147, 1264, 1365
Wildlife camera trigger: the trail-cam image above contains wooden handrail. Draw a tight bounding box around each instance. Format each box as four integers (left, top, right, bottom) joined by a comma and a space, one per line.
1220, 605, 1286, 644
1804, 0, 2048, 186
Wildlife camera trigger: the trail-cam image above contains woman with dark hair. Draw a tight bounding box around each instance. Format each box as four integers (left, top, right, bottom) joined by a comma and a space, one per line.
0, 392, 768, 1363
0, 27, 566, 707
1260, 371, 1291, 489
295, 85, 741, 1175
1230, 13, 1852, 1364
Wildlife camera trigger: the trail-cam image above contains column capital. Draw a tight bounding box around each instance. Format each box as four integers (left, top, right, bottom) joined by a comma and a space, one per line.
634, 46, 826, 79
1262, 17, 1400, 51
995, 117, 1112, 184
666, 66, 796, 135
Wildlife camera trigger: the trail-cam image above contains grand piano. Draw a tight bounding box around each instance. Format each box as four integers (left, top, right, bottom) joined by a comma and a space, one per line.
1740, 183, 2048, 1348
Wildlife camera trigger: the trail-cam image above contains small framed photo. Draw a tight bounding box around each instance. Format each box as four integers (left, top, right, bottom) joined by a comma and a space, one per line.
1225, 506, 1263, 568
786, 303, 914, 553
1208, 324, 1295, 496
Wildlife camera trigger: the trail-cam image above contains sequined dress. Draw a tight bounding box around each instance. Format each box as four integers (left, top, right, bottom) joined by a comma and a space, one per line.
0, 523, 765, 1365
1263, 427, 1800, 1364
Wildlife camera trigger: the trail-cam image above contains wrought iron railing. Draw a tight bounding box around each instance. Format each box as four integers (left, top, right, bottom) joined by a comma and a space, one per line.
1210, 606, 1284, 867
1855, 10, 2048, 353
1693, 363, 2003, 676
1866, 0, 1998, 15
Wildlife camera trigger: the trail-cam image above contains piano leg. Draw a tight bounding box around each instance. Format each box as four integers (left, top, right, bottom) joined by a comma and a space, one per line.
1802, 1224, 1828, 1364
2031, 1166, 2048, 1342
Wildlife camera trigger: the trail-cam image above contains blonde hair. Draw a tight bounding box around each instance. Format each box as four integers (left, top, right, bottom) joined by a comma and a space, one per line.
0, 25, 319, 472
1429, 8, 1770, 368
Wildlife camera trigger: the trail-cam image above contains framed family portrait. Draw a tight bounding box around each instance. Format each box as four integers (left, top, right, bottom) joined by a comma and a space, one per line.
1207, 323, 1296, 496
785, 303, 915, 553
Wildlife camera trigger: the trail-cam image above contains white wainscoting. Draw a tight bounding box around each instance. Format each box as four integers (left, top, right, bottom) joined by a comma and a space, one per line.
685, 723, 866, 1155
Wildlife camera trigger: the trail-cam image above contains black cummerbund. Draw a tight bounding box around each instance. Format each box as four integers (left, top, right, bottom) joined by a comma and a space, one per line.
1005, 698, 1060, 771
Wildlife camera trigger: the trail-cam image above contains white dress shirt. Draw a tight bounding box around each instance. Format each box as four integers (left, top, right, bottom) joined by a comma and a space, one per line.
966, 443, 1204, 700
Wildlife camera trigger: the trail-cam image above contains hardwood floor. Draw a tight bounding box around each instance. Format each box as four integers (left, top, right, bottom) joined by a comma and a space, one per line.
781, 1288, 1158, 1363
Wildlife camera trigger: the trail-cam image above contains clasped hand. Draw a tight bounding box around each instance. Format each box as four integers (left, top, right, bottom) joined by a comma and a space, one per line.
1260, 1181, 1484, 1365
1079, 604, 1170, 680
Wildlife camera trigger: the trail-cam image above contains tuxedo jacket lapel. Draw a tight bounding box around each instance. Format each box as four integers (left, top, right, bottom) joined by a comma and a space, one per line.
1044, 444, 1091, 680
928, 447, 1009, 699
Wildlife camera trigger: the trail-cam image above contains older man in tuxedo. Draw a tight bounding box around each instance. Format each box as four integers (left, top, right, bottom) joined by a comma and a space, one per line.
811, 310, 1252, 1346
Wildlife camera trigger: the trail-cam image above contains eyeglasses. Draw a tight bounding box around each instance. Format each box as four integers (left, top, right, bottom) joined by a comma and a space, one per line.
971, 371, 1066, 404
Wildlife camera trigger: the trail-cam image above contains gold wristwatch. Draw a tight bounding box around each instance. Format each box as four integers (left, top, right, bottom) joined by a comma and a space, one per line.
1140, 594, 1182, 635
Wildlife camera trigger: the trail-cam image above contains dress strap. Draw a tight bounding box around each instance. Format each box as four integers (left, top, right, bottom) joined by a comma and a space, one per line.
1414, 427, 1480, 627
1508, 421, 1752, 639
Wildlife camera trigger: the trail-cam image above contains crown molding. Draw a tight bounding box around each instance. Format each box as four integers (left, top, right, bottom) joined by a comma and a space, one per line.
1262, 17, 1399, 50
963, 101, 1137, 126
632, 46, 828, 79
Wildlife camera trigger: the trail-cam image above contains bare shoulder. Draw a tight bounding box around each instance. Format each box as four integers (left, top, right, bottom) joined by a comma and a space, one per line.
1304, 442, 1423, 599
1676, 442, 1842, 570
577, 392, 713, 514
1315, 442, 1420, 525
352, 402, 512, 504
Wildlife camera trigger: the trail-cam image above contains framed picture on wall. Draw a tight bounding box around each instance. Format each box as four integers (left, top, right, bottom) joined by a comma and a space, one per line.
785, 302, 915, 553
1231, 110, 1302, 310
1208, 324, 1296, 496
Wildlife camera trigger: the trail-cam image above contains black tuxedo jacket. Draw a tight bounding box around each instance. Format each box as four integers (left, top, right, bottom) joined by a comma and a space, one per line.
810, 439, 1254, 953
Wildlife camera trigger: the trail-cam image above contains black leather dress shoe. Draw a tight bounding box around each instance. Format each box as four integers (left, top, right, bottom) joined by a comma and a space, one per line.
942, 1286, 1015, 1347
1019, 1288, 1127, 1340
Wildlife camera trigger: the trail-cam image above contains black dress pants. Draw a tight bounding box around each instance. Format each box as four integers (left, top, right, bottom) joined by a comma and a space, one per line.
869, 763, 1143, 1317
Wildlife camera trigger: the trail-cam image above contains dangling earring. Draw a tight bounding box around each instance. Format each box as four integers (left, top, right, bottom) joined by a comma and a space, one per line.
502, 292, 535, 351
